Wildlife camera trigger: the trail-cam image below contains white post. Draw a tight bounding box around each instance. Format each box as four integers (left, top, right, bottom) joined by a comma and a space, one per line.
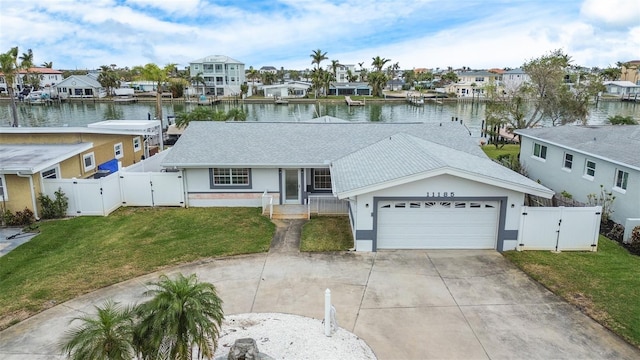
324, 288, 331, 337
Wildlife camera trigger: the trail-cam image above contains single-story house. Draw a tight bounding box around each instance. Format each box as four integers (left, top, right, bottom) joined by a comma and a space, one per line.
328, 82, 372, 96
516, 125, 640, 227
55, 75, 107, 98
162, 121, 553, 252
0, 121, 162, 218
602, 81, 640, 98
261, 81, 311, 98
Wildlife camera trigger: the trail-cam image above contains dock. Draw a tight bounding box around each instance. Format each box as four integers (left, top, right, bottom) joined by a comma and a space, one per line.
345, 96, 364, 106
406, 94, 425, 106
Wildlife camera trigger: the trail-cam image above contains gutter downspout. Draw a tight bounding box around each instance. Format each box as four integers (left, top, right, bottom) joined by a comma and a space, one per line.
16, 172, 39, 220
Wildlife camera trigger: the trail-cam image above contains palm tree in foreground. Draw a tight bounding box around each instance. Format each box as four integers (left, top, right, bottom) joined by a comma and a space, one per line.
134, 273, 224, 360
61, 300, 135, 360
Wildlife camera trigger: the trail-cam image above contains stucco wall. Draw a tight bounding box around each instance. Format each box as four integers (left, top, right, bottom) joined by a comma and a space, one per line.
2, 175, 35, 214
184, 168, 279, 207
520, 137, 639, 224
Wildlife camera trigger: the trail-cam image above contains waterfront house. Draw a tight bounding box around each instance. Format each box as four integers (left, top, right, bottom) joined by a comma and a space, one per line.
603, 81, 640, 99
0, 121, 162, 217
161, 121, 552, 252
502, 68, 530, 93
55, 75, 106, 98
516, 125, 640, 231
189, 55, 245, 97
445, 70, 503, 97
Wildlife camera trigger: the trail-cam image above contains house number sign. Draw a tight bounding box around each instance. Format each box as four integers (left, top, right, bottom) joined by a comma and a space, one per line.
426, 192, 455, 197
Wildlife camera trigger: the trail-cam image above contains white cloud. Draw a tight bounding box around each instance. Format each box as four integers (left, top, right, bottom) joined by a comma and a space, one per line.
580, 0, 640, 28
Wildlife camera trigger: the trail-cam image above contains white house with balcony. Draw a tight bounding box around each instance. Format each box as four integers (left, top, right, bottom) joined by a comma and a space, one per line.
189, 55, 245, 97
0, 67, 64, 93
445, 70, 502, 97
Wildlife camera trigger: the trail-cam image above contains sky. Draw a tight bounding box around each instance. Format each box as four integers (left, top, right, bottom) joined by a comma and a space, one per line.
1, 0, 639, 72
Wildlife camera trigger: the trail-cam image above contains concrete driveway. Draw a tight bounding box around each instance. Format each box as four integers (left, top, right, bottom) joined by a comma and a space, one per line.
1, 250, 638, 359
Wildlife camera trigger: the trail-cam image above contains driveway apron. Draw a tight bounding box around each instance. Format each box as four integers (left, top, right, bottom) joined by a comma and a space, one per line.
0, 236, 638, 359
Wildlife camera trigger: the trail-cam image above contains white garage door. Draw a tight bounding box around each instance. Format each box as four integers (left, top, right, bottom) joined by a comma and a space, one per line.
377, 200, 499, 249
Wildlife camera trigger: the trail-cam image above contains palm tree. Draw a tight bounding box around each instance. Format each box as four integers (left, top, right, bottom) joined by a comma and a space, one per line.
134, 273, 224, 360
330, 60, 340, 79
98, 65, 120, 96
41, 61, 53, 68
132, 63, 175, 121
371, 56, 390, 72
0, 47, 20, 127
310, 49, 328, 70
368, 71, 388, 97
61, 299, 135, 360
190, 72, 206, 96
19, 49, 34, 69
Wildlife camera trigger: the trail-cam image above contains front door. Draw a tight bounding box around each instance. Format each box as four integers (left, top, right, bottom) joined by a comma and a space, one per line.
284, 169, 300, 204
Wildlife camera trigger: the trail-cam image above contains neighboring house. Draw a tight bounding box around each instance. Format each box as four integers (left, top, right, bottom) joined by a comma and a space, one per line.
603, 81, 640, 98
0, 67, 64, 93
331, 64, 357, 82
620, 60, 640, 85
189, 55, 245, 96
259, 66, 278, 74
502, 68, 530, 93
55, 75, 106, 98
161, 121, 553, 252
446, 70, 503, 97
261, 81, 311, 98
0, 121, 162, 217
515, 125, 640, 226
328, 82, 372, 96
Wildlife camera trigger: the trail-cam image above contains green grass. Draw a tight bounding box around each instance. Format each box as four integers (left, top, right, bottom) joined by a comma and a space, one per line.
300, 216, 353, 252
0, 207, 275, 329
481, 144, 520, 160
504, 236, 640, 347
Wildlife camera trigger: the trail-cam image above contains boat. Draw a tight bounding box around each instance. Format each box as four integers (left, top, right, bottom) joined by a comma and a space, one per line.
406, 94, 424, 106
274, 96, 289, 105
24, 91, 54, 105
345, 96, 364, 106
113, 88, 137, 103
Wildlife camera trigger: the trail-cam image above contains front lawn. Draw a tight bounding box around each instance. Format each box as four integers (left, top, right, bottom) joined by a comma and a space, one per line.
0, 207, 275, 329
504, 236, 640, 347
301, 216, 353, 252
481, 144, 520, 160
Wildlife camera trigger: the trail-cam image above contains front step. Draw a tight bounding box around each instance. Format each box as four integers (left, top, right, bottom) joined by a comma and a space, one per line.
270, 205, 309, 220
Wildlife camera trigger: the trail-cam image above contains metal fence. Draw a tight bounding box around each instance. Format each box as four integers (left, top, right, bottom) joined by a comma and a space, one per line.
308, 195, 349, 217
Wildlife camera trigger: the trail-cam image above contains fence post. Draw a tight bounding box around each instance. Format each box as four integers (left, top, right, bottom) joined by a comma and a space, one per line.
324, 288, 331, 336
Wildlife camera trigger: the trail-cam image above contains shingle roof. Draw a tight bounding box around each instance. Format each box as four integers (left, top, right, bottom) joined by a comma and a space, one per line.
161, 121, 484, 168
332, 133, 551, 196
515, 125, 640, 170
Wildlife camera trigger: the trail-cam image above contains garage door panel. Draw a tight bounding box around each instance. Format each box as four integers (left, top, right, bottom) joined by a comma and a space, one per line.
377, 200, 499, 249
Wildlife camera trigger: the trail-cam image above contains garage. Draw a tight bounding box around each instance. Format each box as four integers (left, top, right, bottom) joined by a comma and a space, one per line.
376, 200, 499, 249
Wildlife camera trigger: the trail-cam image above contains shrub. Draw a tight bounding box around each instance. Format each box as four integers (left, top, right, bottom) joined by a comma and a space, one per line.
587, 185, 615, 224
607, 115, 637, 125
5, 208, 35, 226
628, 226, 640, 255
560, 190, 573, 199
607, 223, 625, 242
38, 188, 69, 219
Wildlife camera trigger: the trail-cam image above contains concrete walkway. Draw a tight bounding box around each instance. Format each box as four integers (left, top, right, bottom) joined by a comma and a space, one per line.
1, 227, 639, 359
0, 228, 38, 257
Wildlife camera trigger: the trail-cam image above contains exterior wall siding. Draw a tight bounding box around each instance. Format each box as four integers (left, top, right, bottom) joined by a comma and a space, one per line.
184, 168, 279, 207
520, 137, 640, 224
3, 175, 35, 214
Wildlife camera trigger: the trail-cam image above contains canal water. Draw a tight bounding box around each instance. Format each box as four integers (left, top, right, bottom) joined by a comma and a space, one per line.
0, 100, 637, 137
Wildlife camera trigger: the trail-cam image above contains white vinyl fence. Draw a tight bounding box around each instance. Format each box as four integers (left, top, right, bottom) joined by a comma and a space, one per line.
42, 153, 184, 216
517, 206, 602, 252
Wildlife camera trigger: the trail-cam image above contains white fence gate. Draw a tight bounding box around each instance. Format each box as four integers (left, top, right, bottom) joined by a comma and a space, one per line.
43, 170, 184, 216
120, 171, 185, 207
517, 206, 602, 251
